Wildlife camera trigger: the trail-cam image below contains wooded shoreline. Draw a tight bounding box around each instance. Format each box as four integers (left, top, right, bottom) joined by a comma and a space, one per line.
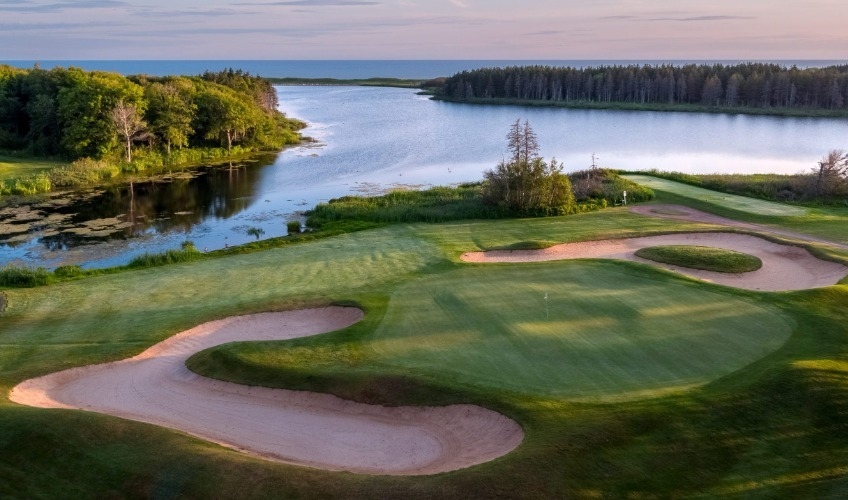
437, 63, 848, 118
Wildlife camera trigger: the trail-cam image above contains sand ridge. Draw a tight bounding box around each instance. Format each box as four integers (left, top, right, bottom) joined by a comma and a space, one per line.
10, 307, 524, 475
461, 232, 848, 291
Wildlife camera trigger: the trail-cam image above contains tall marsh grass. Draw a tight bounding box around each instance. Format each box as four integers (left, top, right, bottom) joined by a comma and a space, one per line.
306, 184, 508, 227
127, 241, 204, 268
0, 265, 50, 287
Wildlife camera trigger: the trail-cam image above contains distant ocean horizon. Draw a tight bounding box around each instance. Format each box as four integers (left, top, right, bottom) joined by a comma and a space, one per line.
2, 59, 846, 79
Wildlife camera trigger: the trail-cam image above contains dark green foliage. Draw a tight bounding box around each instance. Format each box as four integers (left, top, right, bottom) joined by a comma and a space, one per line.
635, 245, 763, 273
200, 68, 279, 113
570, 168, 654, 205
0, 64, 304, 187
286, 220, 301, 234
439, 63, 848, 115
483, 157, 576, 215
0, 265, 50, 287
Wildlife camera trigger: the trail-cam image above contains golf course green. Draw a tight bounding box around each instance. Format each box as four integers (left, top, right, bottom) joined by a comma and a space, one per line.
368, 262, 790, 401
3, 188, 848, 497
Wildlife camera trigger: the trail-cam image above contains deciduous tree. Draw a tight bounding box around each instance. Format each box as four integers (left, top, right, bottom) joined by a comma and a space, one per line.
195, 86, 258, 156
145, 81, 195, 155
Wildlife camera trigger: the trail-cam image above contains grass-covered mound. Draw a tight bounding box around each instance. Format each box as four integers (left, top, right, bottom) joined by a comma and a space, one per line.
635, 245, 763, 273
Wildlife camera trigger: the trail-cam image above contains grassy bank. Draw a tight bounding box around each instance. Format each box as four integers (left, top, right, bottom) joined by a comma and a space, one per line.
3, 195, 848, 497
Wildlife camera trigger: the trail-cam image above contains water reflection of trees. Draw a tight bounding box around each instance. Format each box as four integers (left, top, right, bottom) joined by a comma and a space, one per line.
38, 155, 274, 250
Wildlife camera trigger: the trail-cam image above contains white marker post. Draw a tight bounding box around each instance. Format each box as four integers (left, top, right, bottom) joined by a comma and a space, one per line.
544, 292, 549, 320
623, 190, 627, 206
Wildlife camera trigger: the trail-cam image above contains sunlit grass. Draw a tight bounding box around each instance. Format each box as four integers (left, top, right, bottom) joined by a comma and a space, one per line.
0, 155, 65, 182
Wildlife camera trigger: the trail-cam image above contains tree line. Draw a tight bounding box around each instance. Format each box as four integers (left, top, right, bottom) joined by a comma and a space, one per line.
439, 63, 848, 112
0, 66, 303, 167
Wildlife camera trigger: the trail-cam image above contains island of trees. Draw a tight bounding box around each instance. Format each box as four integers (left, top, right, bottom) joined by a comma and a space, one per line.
437, 63, 848, 117
0, 66, 304, 195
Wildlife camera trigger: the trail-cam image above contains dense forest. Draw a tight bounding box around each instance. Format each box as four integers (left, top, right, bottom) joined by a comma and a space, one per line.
438, 63, 848, 114
0, 65, 303, 192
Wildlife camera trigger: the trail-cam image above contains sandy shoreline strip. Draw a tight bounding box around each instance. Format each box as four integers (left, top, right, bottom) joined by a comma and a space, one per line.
10, 307, 523, 475
462, 232, 847, 291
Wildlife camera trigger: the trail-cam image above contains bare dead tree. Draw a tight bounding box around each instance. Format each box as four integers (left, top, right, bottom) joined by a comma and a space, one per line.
110, 100, 147, 163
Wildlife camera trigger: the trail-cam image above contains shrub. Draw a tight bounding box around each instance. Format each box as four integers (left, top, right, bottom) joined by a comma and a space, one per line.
0, 265, 50, 287
482, 120, 576, 215
50, 158, 120, 188
286, 220, 301, 234
53, 265, 85, 278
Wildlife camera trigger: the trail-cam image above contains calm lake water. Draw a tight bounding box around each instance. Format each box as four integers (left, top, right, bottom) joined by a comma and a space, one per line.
2, 85, 848, 268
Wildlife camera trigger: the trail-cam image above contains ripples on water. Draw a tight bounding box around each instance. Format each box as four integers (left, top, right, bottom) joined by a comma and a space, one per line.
2, 86, 847, 268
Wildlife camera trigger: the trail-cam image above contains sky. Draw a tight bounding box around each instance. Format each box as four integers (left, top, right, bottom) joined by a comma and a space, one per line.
1, 0, 848, 60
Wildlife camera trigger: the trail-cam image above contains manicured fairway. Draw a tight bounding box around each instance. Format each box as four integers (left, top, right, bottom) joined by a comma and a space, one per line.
623, 175, 807, 216
370, 261, 792, 400
0, 225, 444, 380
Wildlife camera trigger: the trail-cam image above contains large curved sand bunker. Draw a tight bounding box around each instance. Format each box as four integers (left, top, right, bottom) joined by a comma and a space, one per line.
10, 307, 523, 475
462, 232, 848, 291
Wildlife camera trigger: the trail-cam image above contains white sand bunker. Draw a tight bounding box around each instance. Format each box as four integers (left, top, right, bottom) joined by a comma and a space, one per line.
10, 307, 523, 475
462, 233, 848, 291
